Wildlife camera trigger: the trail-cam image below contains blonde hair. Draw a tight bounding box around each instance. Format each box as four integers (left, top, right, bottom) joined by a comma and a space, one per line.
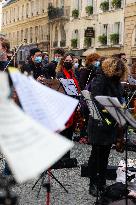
102, 57, 128, 81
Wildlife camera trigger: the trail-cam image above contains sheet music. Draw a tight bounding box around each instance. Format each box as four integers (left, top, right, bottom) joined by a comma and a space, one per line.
0, 99, 74, 183
59, 78, 78, 96
9, 68, 79, 132
95, 96, 126, 126
81, 90, 100, 120
0, 72, 10, 98
128, 75, 136, 85
122, 109, 136, 128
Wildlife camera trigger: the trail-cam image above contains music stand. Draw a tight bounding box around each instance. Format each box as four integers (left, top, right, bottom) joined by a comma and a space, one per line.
95, 96, 136, 205
32, 169, 68, 198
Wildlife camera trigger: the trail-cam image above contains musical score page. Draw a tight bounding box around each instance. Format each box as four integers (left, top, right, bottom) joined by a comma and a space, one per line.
59, 78, 78, 96
9, 68, 78, 132
0, 99, 74, 183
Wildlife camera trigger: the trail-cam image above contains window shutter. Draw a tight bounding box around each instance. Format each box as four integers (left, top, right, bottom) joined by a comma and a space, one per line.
119, 22, 122, 44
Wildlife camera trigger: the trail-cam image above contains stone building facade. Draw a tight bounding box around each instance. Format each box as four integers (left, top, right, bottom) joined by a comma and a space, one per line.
95, 0, 125, 56
2, 0, 49, 62
124, 0, 136, 64
2, 0, 136, 62
47, 0, 71, 56
66, 0, 125, 57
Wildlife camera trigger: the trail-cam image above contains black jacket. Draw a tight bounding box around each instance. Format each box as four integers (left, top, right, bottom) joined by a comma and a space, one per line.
21, 61, 47, 79
88, 71, 124, 145
79, 64, 97, 90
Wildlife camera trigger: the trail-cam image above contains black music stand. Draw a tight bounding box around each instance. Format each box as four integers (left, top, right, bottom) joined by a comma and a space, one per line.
32, 169, 68, 198
95, 96, 136, 205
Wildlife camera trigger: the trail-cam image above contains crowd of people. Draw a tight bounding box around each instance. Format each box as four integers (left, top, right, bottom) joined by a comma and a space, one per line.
0, 37, 136, 199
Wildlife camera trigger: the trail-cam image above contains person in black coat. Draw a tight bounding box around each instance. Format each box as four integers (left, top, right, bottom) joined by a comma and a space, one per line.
21, 48, 46, 79
79, 53, 101, 91
88, 57, 128, 196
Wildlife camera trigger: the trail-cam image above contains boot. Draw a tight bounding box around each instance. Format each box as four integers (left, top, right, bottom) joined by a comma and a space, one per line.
89, 182, 98, 197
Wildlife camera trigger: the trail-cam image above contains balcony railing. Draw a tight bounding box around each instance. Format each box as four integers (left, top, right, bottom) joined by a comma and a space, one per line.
48, 5, 70, 21
60, 40, 66, 47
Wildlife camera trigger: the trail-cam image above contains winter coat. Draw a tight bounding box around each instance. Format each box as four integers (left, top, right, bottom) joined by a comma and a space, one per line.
21, 61, 46, 79
88, 69, 124, 145
79, 64, 97, 90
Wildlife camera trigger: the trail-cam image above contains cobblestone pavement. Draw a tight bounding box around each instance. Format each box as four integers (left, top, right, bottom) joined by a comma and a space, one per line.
1, 137, 136, 205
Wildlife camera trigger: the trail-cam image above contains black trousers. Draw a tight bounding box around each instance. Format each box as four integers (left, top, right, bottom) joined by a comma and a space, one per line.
60, 126, 73, 159
88, 144, 112, 187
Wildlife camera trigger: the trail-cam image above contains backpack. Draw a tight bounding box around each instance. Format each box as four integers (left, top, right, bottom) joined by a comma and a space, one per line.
96, 182, 129, 205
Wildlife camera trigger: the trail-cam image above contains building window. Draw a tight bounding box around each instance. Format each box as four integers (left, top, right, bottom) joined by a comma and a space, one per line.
13, 8, 15, 21
21, 30, 24, 42
132, 26, 136, 47
87, 0, 93, 5
71, 29, 79, 48
26, 3, 29, 18
22, 5, 24, 19
31, 1, 34, 16
17, 31, 19, 45
35, 26, 38, 43
30, 27, 33, 43
9, 9, 11, 22
25, 28, 28, 43
103, 24, 108, 36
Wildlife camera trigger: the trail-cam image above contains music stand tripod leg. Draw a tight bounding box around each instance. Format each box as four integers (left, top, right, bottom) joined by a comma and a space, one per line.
32, 171, 45, 190
36, 172, 47, 198
48, 171, 68, 193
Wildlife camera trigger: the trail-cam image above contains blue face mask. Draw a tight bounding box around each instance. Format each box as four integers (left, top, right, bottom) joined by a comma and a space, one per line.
34, 56, 42, 63
94, 61, 100, 68
54, 57, 61, 63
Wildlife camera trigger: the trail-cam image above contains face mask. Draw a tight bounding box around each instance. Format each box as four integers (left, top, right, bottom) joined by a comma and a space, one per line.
94, 61, 100, 68
34, 56, 42, 64
54, 57, 61, 63
64, 62, 73, 70
74, 63, 79, 69
44, 57, 49, 63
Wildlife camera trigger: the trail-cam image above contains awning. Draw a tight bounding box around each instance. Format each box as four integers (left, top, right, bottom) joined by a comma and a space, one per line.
82, 48, 96, 56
